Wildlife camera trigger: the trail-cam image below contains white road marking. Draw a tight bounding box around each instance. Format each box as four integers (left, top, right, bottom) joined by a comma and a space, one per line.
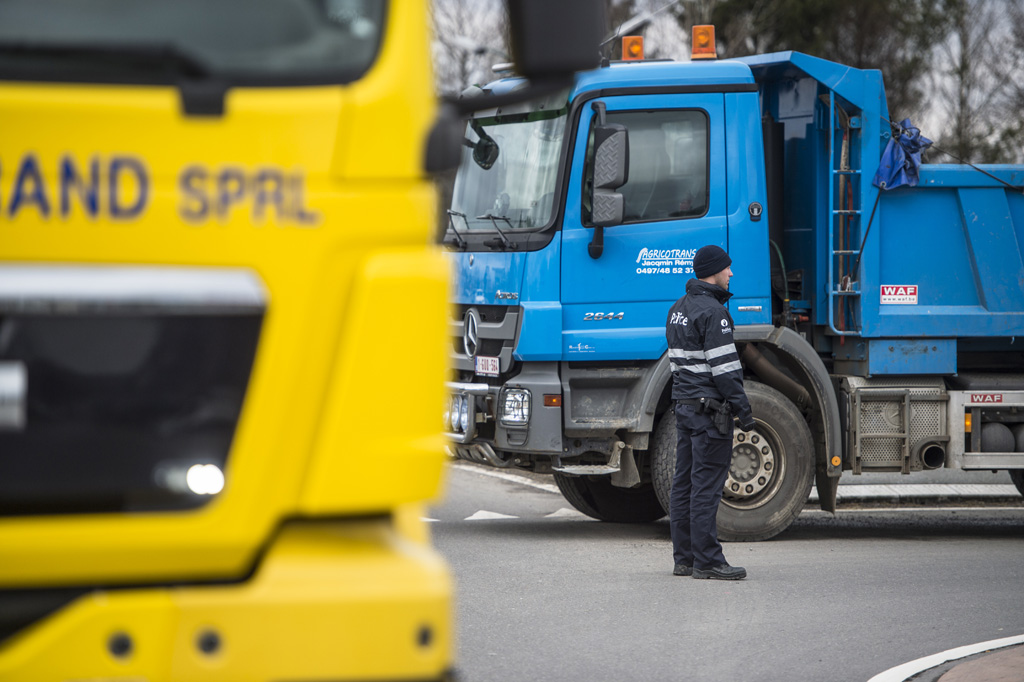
465, 510, 519, 520
451, 462, 560, 494
545, 507, 592, 519
421, 517, 440, 523
867, 633, 1024, 682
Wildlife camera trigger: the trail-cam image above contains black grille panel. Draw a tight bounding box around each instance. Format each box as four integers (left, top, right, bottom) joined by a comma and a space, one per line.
449, 305, 520, 376
0, 313, 262, 516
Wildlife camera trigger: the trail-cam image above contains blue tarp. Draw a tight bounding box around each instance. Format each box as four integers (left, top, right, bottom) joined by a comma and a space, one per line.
873, 118, 932, 190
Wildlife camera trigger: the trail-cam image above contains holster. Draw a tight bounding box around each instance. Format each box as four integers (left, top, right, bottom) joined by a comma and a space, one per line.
699, 397, 733, 437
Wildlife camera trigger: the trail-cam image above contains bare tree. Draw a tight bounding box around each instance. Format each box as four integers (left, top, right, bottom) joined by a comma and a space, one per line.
996, 1, 1024, 160
708, 0, 951, 119
428, 0, 1024, 164
431, 0, 509, 96
929, 0, 1024, 163
599, 0, 690, 61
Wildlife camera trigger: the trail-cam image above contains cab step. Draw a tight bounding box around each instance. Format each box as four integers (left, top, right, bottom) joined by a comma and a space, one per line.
551, 464, 620, 476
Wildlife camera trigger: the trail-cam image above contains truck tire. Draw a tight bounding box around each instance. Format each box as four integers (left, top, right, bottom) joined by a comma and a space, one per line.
651, 410, 677, 514
1010, 469, 1024, 497
650, 381, 814, 542
553, 472, 666, 523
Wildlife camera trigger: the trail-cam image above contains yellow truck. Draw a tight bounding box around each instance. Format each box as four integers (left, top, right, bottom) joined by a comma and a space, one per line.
0, 1, 600, 680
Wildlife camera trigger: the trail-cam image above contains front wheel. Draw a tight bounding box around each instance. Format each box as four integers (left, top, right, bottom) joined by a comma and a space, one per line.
553, 472, 666, 523
651, 381, 814, 541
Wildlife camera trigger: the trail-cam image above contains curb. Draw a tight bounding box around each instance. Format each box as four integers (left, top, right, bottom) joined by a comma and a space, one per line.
810, 484, 1021, 504
867, 635, 1024, 682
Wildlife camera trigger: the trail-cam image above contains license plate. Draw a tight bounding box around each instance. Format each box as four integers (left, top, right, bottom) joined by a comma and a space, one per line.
475, 355, 500, 376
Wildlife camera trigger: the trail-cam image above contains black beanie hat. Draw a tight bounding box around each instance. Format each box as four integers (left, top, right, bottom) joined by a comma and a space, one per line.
693, 245, 732, 279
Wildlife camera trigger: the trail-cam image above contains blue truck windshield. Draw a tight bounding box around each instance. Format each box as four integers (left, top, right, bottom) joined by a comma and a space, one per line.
450, 108, 568, 231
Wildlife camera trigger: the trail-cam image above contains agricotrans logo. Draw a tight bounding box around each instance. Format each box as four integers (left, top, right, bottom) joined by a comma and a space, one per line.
636, 247, 696, 264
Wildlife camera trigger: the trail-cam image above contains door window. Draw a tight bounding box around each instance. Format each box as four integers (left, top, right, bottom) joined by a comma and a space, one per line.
583, 109, 708, 225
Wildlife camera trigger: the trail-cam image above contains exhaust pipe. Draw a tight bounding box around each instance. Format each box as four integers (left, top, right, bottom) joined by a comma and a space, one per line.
741, 343, 812, 410
913, 440, 947, 470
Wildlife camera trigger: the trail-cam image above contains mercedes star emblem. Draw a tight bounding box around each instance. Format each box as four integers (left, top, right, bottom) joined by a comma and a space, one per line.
464, 308, 480, 358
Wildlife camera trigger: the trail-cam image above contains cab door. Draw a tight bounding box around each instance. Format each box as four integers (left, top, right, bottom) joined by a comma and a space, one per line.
560, 93, 728, 361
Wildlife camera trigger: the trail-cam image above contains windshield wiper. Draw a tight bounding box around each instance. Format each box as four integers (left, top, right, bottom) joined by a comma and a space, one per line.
477, 213, 517, 250
445, 209, 469, 250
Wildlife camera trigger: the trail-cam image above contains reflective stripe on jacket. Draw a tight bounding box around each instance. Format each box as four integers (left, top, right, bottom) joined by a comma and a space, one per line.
665, 278, 752, 422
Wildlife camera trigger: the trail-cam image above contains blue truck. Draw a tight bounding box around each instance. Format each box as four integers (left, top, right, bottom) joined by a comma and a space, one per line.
442, 42, 1024, 540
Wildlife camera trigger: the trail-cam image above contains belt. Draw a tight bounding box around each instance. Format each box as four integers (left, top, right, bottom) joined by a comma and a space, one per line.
677, 398, 727, 409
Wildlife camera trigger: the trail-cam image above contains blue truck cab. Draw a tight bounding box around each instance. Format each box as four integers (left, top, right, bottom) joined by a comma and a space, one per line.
444, 49, 1024, 539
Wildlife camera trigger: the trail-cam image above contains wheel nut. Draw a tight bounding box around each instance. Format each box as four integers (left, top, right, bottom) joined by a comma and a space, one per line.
751, 435, 759, 444
762, 446, 769, 455
737, 433, 745, 442
765, 462, 773, 471
745, 484, 753, 493
732, 483, 740, 492
758, 477, 766, 485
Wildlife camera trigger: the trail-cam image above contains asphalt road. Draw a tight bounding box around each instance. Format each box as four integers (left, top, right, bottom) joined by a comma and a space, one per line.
429, 463, 1024, 682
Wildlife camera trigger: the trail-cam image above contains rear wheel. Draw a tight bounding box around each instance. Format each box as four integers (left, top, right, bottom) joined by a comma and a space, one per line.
553, 472, 665, 523
651, 381, 814, 541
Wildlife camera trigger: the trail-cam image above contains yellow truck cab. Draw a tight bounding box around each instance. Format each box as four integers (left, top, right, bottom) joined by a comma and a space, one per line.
0, 1, 451, 680
0, 0, 601, 679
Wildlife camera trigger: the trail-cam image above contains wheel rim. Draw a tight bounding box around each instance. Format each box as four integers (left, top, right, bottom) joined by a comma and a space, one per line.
722, 420, 786, 510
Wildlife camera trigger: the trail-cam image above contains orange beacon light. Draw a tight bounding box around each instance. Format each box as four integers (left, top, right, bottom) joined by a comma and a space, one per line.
691, 25, 718, 60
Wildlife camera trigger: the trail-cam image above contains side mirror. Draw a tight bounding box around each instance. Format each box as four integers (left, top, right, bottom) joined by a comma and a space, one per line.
591, 123, 629, 227
508, 0, 605, 81
473, 137, 499, 169
471, 120, 500, 170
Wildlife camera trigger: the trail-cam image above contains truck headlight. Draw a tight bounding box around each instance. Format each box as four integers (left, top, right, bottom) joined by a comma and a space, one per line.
450, 395, 462, 431
186, 463, 226, 495
459, 396, 470, 432
499, 388, 531, 426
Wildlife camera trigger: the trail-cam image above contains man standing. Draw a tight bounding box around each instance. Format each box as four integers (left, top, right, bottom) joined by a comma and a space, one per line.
665, 244, 755, 580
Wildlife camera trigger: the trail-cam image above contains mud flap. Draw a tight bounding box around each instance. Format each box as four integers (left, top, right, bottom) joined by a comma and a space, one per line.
610, 445, 641, 488
815, 467, 838, 513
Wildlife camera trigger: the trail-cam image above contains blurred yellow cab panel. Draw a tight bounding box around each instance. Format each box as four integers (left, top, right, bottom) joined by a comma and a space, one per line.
0, 1, 452, 679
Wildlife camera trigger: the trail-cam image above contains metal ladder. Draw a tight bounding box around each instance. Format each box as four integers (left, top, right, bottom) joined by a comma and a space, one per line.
825, 90, 863, 337
851, 388, 912, 474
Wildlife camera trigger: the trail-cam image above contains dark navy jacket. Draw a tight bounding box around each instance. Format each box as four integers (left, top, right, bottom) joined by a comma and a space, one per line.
665, 279, 752, 422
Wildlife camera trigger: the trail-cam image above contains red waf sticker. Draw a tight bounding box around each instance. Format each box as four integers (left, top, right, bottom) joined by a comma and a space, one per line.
880, 285, 918, 304
970, 394, 1003, 403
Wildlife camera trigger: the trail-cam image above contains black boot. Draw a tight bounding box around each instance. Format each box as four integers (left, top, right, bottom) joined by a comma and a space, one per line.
692, 563, 746, 580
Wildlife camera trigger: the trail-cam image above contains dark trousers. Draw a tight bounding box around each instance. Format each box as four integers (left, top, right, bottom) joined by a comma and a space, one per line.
670, 401, 733, 569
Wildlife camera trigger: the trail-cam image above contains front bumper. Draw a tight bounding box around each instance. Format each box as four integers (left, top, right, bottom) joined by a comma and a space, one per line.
0, 519, 452, 682
444, 362, 564, 460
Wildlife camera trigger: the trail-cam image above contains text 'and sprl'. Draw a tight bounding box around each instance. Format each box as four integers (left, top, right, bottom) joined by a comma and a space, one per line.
0, 153, 320, 226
